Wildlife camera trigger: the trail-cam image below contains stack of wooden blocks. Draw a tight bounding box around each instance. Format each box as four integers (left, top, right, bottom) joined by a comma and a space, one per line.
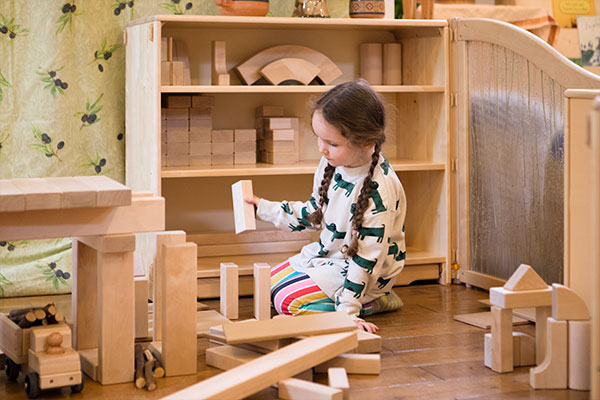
161, 37, 185, 86
255, 105, 299, 164
211, 128, 257, 165
161, 95, 214, 167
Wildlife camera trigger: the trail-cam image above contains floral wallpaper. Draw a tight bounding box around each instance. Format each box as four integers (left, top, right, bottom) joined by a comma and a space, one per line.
0, 0, 351, 297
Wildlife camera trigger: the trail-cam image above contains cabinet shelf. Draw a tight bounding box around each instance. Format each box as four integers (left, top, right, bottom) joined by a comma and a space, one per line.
161, 85, 446, 94
161, 160, 446, 178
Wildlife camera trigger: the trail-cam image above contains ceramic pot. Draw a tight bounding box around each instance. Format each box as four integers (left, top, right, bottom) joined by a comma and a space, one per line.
215, 0, 269, 16
349, 0, 385, 18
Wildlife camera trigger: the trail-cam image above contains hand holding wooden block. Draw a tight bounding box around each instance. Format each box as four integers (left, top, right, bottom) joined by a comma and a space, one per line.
232, 180, 256, 234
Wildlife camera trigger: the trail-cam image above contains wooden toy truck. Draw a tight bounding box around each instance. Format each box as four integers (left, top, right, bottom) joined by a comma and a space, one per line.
0, 313, 83, 398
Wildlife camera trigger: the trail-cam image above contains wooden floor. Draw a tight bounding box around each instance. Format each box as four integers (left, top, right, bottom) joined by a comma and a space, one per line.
0, 283, 590, 399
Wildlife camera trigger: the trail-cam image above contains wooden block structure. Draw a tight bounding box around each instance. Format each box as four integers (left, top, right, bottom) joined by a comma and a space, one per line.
255, 106, 300, 164
162, 94, 215, 167
231, 180, 256, 234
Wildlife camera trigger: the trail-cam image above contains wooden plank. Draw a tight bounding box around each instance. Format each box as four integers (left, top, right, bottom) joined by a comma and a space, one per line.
0, 180, 25, 212
489, 287, 553, 309
45, 177, 97, 209
196, 310, 232, 336
253, 263, 271, 320
354, 329, 381, 354
223, 312, 356, 344
190, 230, 316, 246
12, 178, 61, 211
196, 241, 309, 258
76, 176, 132, 207
231, 180, 256, 234
327, 368, 349, 400
162, 242, 198, 376
205, 344, 262, 370
453, 311, 529, 329
279, 378, 343, 400
163, 332, 357, 400
314, 353, 380, 374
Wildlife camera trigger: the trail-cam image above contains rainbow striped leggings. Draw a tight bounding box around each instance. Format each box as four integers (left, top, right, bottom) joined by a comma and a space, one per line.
270, 260, 383, 317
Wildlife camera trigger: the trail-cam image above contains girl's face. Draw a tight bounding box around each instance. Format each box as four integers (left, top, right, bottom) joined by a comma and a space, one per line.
312, 110, 373, 168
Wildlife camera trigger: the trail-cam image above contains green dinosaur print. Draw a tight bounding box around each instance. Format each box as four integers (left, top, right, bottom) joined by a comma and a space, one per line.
377, 276, 392, 289
357, 224, 385, 243
318, 239, 329, 256
343, 278, 366, 299
288, 223, 305, 232
309, 195, 319, 209
349, 203, 357, 221
333, 173, 354, 197
395, 251, 406, 262
326, 223, 346, 242
352, 254, 377, 274
297, 206, 311, 227
369, 181, 387, 214
388, 241, 399, 257
380, 156, 391, 175
281, 202, 293, 215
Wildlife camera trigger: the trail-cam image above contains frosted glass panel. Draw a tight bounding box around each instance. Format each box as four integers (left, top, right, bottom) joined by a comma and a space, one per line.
467, 42, 564, 284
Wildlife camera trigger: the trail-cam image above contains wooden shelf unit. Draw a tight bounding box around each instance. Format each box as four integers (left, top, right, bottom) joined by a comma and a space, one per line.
125, 15, 451, 298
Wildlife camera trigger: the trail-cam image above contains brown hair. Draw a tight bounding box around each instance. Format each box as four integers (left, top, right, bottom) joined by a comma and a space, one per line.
306, 80, 386, 257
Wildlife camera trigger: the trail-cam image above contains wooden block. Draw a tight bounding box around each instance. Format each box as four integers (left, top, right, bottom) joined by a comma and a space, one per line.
453, 311, 529, 329
166, 142, 189, 156
484, 332, 533, 368
253, 263, 271, 320
161, 61, 172, 85
172, 61, 185, 86
167, 95, 191, 109
190, 142, 211, 156
192, 95, 215, 108
166, 120, 188, 133
190, 106, 212, 118
190, 128, 212, 143
212, 129, 234, 143
44, 177, 96, 209
262, 150, 298, 164
211, 154, 233, 165
263, 117, 293, 129
234, 141, 256, 153
162, 242, 198, 376
212, 40, 230, 86
315, 353, 380, 374
12, 178, 61, 211
360, 43, 383, 85
234, 129, 257, 142
163, 332, 357, 400
77, 233, 136, 253
264, 129, 294, 141
503, 264, 548, 291
327, 368, 349, 400
260, 140, 296, 153
161, 130, 167, 145
76, 176, 131, 208
0, 179, 25, 212
190, 155, 211, 166
551, 283, 590, 321
196, 310, 233, 336
134, 276, 149, 339
355, 329, 381, 354
530, 317, 568, 389
161, 37, 168, 61
166, 107, 189, 120
491, 306, 513, 373
207, 325, 292, 354
255, 105, 284, 117
212, 142, 234, 155
172, 39, 191, 86
382, 43, 402, 85
234, 152, 256, 165
166, 154, 189, 167
223, 312, 356, 344
166, 130, 189, 143
206, 344, 262, 370
166, 36, 173, 61
259, 57, 320, 85
279, 378, 342, 400
220, 263, 239, 319
232, 180, 256, 235
568, 320, 591, 390
30, 324, 72, 353
28, 348, 80, 376
536, 305, 551, 365
489, 286, 553, 309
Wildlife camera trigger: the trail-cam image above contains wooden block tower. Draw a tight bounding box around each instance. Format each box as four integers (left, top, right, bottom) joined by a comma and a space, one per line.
255, 105, 299, 164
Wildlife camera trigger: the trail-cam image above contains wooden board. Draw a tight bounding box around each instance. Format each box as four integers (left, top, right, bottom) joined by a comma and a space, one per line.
231, 180, 256, 234
453, 311, 529, 329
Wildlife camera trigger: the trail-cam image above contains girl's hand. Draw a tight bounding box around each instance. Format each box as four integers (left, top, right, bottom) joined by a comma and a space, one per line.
355, 320, 379, 334
244, 195, 261, 207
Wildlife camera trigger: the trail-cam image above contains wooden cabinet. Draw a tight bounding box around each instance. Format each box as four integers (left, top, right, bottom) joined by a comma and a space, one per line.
125, 16, 451, 297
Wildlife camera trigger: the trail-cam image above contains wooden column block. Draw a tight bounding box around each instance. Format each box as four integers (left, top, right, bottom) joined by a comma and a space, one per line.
382, 43, 401, 85
171, 61, 185, 85
530, 317, 568, 389
72, 239, 98, 351
232, 180, 256, 234
253, 263, 271, 320
568, 320, 591, 390
161, 61, 172, 86
212, 40, 230, 86
360, 43, 382, 86
327, 368, 349, 400
234, 129, 257, 142
162, 242, 198, 376
491, 305, 513, 373
536, 305, 551, 365
279, 378, 343, 400
134, 276, 149, 339
154, 231, 186, 342
220, 262, 239, 319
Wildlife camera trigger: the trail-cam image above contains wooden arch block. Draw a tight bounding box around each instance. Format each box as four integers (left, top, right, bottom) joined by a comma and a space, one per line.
235, 45, 342, 85
259, 58, 320, 85
530, 317, 567, 389
552, 283, 590, 321
503, 264, 548, 291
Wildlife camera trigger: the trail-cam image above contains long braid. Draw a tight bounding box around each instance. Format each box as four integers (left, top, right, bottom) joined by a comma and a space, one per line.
343, 144, 381, 258
306, 164, 335, 227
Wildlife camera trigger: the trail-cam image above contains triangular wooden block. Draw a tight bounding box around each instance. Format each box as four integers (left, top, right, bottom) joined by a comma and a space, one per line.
504, 264, 548, 291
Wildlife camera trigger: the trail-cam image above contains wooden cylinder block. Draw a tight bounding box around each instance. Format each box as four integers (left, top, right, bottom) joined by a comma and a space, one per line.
568, 320, 591, 391
360, 43, 383, 85
383, 43, 402, 85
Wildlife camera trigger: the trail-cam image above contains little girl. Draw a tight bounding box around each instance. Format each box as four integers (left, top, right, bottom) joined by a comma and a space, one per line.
246, 80, 406, 333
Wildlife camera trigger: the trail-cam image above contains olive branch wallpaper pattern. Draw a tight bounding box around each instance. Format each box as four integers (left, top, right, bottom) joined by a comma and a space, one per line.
0, 0, 349, 297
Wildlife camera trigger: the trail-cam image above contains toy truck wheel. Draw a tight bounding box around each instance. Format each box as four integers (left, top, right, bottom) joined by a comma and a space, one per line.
5, 358, 20, 381
24, 372, 40, 399
71, 375, 84, 393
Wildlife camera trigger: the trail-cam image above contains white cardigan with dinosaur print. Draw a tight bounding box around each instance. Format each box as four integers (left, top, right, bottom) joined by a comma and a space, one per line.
257, 155, 406, 318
